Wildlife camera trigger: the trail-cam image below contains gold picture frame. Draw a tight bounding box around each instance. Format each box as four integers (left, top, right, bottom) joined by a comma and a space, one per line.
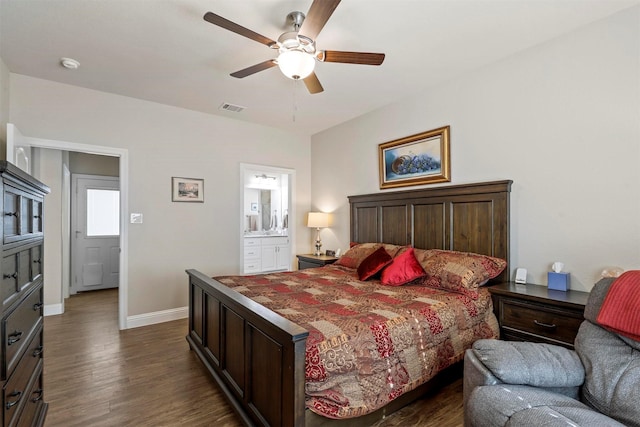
378, 126, 450, 189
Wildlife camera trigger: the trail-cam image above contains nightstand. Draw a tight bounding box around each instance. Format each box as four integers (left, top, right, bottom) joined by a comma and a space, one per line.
296, 254, 339, 270
489, 282, 590, 348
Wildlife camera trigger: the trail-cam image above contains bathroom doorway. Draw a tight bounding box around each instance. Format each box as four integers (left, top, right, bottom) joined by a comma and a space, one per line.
239, 163, 295, 274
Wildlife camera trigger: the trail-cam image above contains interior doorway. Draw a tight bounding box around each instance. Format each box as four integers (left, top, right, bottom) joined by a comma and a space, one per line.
6, 124, 130, 329
240, 163, 296, 274
71, 174, 120, 294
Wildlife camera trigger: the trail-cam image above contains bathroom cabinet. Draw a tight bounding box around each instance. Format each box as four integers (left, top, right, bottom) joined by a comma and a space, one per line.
243, 236, 290, 274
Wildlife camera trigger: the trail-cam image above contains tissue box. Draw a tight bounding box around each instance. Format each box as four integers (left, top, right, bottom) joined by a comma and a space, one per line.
548, 272, 570, 291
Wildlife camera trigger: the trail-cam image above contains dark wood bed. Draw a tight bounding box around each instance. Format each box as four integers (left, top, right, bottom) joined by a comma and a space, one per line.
186, 180, 512, 426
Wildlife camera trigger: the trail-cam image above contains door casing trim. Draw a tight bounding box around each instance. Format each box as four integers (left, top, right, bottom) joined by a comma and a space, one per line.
21, 134, 129, 330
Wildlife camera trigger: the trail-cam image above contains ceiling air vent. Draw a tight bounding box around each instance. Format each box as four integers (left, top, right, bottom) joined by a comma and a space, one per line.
219, 102, 246, 113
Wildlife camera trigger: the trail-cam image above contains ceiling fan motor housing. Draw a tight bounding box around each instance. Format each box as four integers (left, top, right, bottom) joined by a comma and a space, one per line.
276, 13, 317, 80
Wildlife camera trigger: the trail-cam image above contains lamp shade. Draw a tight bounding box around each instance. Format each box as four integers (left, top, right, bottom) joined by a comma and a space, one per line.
277, 50, 315, 80
307, 212, 329, 228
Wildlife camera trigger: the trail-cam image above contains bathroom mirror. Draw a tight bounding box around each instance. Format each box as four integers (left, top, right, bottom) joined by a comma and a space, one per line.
260, 190, 271, 231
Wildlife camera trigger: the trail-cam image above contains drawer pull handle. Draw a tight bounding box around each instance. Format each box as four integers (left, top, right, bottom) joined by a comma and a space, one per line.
33, 215, 41, 219
3, 272, 17, 280
31, 389, 43, 403
5, 391, 22, 409
33, 259, 42, 264
4, 211, 18, 218
534, 320, 557, 329
33, 346, 44, 357
7, 331, 23, 345
33, 302, 44, 310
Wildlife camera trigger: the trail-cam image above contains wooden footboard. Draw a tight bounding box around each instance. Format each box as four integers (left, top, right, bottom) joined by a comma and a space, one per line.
186, 269, 309, 426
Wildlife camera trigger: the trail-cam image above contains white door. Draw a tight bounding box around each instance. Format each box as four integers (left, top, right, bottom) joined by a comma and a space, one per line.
6, 123, 32, 173
71, 174, 120, 293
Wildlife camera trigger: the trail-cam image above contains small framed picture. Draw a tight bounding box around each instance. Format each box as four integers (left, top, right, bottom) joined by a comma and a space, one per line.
250, 202, 258, 212
172, 177, 204, 202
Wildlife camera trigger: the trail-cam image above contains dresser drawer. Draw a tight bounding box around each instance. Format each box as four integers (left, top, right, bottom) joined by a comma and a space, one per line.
1, 245, 42, 312
29, 246, 42, 283
3, 355, 43, 427
244, 238, 261, 247
243, 247, 260, 259
243, 261, 261, 274
298, 260, 319, 270
3, 286, 43, 380
500, 298, 584, 345
10, 359, 45, 427
3, 183, 44, 246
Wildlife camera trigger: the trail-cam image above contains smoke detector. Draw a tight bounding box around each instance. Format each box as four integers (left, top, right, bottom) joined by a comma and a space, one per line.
60, 57, 80, 70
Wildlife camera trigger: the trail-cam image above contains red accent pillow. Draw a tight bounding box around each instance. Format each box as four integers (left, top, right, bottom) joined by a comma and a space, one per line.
357, 246, 392, 281
380, 247, 426, 286
596, 271, 640, 341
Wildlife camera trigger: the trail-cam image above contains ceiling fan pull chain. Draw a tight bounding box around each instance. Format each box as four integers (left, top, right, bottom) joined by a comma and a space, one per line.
292, 79, 298, 123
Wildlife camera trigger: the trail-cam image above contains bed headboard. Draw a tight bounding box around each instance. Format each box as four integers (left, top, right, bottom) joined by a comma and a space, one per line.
348, 180, 512, 282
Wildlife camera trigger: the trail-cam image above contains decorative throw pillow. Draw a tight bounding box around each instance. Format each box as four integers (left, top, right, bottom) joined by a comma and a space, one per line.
335, 243, 380, 269
380, 247, 426, 286
335, 243, 404, 269
357, 246, 393, 281
596, 271, 640, 341
416, 249, 507, 299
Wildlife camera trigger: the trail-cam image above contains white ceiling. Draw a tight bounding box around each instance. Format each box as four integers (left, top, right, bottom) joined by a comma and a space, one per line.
1, 0, 637, 136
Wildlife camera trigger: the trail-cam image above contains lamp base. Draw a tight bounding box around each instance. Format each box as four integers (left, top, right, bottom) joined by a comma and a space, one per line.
314, 228, 322, 256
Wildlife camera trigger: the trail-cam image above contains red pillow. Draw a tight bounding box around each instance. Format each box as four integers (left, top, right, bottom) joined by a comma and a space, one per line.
380, 247, 426, 286
357, 246, 392, 281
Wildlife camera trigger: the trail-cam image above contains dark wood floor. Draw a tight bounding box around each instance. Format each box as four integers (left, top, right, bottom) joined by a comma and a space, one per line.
43, 289, 463, 426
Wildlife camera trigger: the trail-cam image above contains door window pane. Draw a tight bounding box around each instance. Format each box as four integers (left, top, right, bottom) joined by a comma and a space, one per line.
87, 189, 120, 236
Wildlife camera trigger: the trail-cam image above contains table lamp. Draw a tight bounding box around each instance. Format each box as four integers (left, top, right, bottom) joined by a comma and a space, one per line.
307, 212, 329, 256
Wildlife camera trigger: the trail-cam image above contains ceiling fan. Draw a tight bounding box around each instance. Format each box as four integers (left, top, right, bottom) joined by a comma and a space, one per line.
203, 0, 385, 94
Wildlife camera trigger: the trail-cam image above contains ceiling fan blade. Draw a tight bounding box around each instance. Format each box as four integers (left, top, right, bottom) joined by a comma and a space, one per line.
230, 60, 277, 78
298, 0, 341, 40
303, 72, 324, 94
320, 51, 385, 65
204, 12, 277, 48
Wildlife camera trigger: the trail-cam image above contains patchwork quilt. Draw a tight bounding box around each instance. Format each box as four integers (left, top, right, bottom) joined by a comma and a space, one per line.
215, 264, 499, 419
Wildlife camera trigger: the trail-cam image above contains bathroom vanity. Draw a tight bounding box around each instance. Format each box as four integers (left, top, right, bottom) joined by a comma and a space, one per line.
243, 235, 290, 274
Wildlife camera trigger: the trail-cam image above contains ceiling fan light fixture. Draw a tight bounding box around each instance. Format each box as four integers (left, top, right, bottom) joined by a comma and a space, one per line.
277, 50, 315, 80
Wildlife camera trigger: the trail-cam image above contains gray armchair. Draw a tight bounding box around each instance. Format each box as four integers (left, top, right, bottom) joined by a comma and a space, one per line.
463, 277, 640, 427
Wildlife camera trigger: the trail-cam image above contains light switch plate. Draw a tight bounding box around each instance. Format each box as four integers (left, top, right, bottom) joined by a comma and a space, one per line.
130, 213, 143, 224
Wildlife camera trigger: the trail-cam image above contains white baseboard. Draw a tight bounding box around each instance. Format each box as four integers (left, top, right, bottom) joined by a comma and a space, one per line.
126, 306, 188, 329
44, 304, 63, 316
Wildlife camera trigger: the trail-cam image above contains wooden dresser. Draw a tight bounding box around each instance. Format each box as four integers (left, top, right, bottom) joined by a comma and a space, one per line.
489, 282, 590, 349
0, 162, 50, 426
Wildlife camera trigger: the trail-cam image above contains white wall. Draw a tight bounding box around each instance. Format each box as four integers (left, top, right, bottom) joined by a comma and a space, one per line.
0, 57, 9, 156
9, 75, 311, 317
311, 7, 640, 292
32, 148, 64, 311
69, 152, 119, 176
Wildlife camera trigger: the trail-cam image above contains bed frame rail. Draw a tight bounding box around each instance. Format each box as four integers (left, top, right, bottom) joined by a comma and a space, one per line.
186, 269, 309, 426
